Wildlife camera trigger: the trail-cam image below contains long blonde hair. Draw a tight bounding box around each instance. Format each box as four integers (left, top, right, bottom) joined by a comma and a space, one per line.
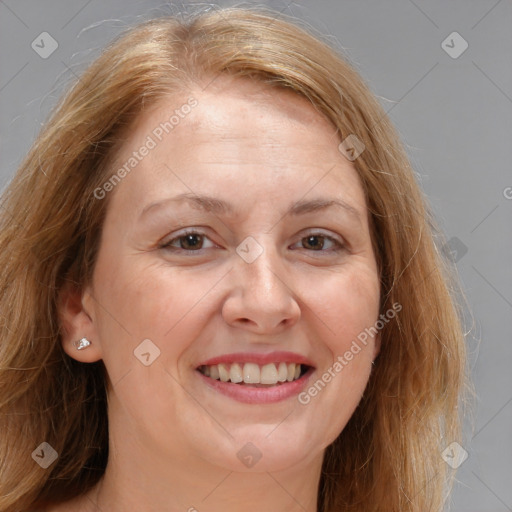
0, 7, 468, 511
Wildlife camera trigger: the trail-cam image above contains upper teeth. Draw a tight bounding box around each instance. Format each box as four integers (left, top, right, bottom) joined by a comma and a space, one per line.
199, 362, 303, 385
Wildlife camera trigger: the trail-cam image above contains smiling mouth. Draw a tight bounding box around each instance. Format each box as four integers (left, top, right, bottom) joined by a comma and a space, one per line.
197, 362, 310, 387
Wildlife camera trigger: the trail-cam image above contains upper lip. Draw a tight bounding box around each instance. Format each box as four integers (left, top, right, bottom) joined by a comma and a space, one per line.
196, 351, 315, 368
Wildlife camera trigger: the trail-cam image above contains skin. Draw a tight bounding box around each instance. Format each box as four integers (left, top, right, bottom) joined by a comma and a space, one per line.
56, 76, 381, 512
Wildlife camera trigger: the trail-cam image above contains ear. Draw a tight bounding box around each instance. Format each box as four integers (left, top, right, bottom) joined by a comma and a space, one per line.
58, 280, 103, 363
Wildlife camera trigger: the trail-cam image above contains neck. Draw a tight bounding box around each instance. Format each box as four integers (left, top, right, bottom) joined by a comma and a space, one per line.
87, 444, 322, 512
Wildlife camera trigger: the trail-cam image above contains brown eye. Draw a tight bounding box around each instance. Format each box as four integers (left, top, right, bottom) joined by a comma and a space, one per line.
178, 233, 204, 250
302, 235, 326, 251
300, 233, 344, 253
160, 230, 215, 253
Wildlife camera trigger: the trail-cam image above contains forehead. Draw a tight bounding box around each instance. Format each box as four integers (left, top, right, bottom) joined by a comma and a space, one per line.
105, 76, 366, 218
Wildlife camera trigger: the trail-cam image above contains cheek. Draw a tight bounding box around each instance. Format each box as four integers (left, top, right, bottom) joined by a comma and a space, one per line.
302, 263, 380, 350
93, 258, 221, 366
289, 267, 379, 446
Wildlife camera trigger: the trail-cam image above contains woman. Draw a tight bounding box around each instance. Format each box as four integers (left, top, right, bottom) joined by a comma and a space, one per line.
0, 7, 467, 512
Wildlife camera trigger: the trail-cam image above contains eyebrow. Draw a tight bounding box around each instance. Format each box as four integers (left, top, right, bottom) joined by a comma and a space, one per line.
139, 192, 362, 224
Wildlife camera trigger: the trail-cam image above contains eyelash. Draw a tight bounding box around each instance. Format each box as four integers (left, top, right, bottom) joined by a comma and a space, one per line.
159, 229, 345, 255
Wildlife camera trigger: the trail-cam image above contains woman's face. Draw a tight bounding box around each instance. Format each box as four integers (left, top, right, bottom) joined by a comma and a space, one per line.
66, 77, 380, 474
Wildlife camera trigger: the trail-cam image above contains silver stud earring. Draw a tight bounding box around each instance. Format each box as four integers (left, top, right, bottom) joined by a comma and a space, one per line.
74, 337, 91, 350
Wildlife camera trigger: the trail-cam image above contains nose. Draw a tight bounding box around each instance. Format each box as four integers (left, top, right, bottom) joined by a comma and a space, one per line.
221, 243, 301, 334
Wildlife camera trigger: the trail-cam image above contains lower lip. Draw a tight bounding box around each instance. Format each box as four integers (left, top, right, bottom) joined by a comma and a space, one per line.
196, 367, 315, 404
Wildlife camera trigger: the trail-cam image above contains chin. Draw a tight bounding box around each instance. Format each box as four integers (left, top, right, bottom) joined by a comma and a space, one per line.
197, 424, 324, 473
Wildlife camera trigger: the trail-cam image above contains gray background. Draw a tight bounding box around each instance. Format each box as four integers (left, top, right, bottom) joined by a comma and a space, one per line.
1, 1, 511, 510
